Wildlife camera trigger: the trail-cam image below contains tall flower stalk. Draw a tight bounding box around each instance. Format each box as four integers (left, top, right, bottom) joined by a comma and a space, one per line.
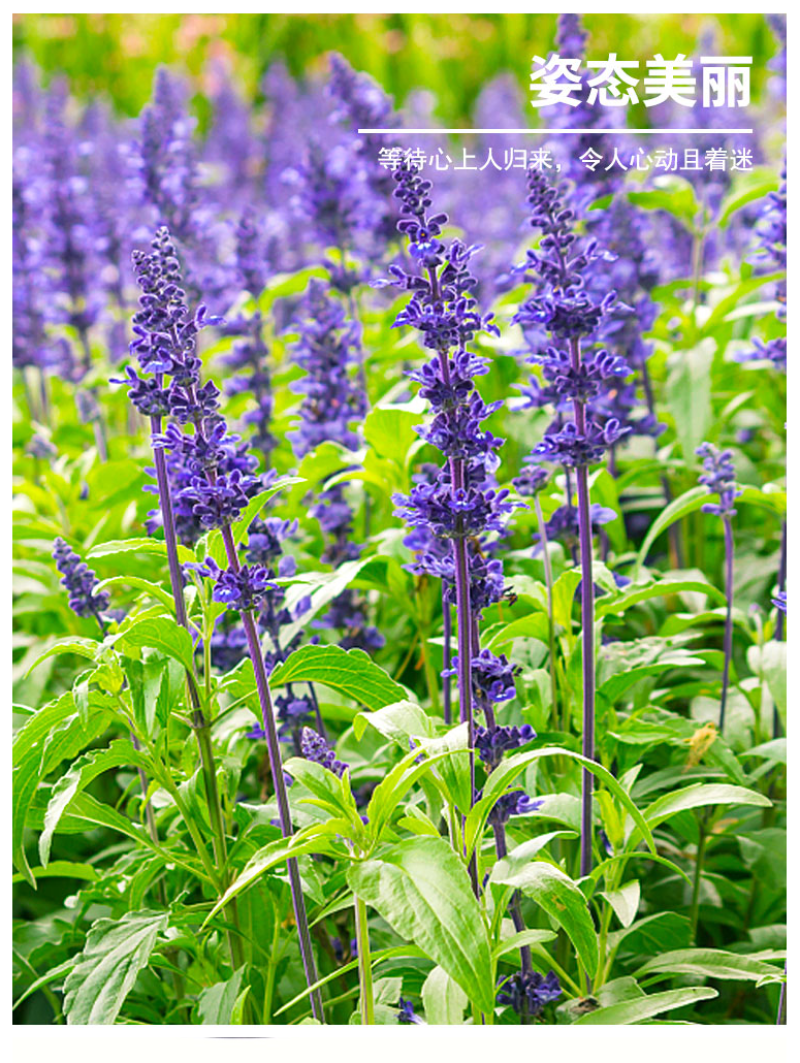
696, 443, 742, 732
515, 168, 631, 877
121, 228, 322, 1014
387, 165, 515, 888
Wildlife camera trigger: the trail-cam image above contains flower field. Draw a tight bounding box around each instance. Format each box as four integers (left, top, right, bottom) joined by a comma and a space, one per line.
12, 13, 787, 1028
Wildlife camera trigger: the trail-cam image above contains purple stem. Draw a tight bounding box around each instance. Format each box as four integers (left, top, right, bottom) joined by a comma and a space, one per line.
569, 338, 596, 879
219, 524, 324, 1022
147, 413, 242, 966
773, 521, 787, 737
442, 591, 452, 725
719, 516, 734, 733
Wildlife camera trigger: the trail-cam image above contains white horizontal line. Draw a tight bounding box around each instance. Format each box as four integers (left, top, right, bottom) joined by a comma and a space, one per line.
359, 127, 753, 135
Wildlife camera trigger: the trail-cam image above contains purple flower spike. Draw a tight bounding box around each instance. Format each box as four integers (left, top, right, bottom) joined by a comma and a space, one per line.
300, 726, 349, 778
52, 538, 110, 621
496, 969, 562, 1018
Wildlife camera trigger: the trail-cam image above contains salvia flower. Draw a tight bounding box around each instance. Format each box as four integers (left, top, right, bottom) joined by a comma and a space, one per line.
53, 537, 110, 620
696, 443, 741, 519
288, 279, 366, 458
300, 726, 348, 778
773, 591, 787, 615
496, 969, 562, 1018
188, 557, 276, 612
475, 723, 536, 771
487, 790, 544, 828
396, 997, 424, 1025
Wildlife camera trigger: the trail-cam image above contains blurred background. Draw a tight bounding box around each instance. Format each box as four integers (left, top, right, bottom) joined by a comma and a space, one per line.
12, 12, 783, 127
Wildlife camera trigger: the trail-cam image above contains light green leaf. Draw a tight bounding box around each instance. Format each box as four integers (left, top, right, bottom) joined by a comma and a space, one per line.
490, 860, 598, 975
641, 783, 771, 829
270, 644, 407, 711
354, 699, 436, 747
574, 987, 718, 1025
421, 965, 468, 1026
492, 929, 558, 961
63, 910, 168, 1024
634, 948, 783, 984
347, 836, 495, 1014
12, 860, 99, 885
667, 340, 714, 460
198, 969, 246, 1024
116, 617, 195, 672
94, 575, 175, 612
40, 740, 144, 866
87, 538, 194, 563
596, 578, 724, 619
464, 748, 656, 861
25, 637, 99, 677
204, 828, 346, 923
601, 880, 640, 929
634, 487, 709, 577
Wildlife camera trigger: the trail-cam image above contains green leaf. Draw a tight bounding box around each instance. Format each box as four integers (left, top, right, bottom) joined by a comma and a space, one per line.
742, 738, 786, 765
116, 617, 195, 672
552, 569, 581, 630
12, 860, 99, 885
94, 575, 176, 613
364, 404, 424, 470
25, 637, 99, 677
204, 829, 346, 923
63, 910, 168, 1024
347, 836, 495, 1013
640, 783, 771, 832
667, 338, 709, 454
574, 987, 718, 1025
13, 693, 111, 888
198, 968, 247, 1024
596, 578, 724, 619
608, 912, 692, 956
634, 487, 709, 577
233, 479, 305, 546
464, 748, 656, 860
40, 740, 145, 866
284, 756, 361, 823
601, 880, 640, 929
421, 965, 468, 1026
64, 792, 161, 854
634, 948, 783, 984
492, 929, 558, 961
490, 860, 598, 975
269, 644, 407, 711
87, 537, 194, 563
354, 699, 436, 747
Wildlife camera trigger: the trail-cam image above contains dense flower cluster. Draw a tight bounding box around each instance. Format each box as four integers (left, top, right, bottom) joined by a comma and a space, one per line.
52, 537, 110, 621
496, 969, 562, 1018
289, 280, 366, 457
190, 557, 276, 612
301, 726, 349, 778
696, 443, 741, 519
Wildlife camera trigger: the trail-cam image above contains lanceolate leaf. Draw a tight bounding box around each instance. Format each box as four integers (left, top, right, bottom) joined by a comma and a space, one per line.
62, 910, 168, 1024
40, 739, 147, 866
574, 986, 718, 1025
269, 644, 407, 710
490, 860, 598, 975
347, 836, 495, 1014
634, 948, 784, 984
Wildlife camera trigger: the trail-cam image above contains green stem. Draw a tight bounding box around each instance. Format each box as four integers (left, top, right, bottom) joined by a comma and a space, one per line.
354, 894, 374, 1025
689, 821, 708, 943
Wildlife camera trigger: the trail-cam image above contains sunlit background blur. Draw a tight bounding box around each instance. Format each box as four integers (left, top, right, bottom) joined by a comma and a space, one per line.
12, 12, 783, 127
